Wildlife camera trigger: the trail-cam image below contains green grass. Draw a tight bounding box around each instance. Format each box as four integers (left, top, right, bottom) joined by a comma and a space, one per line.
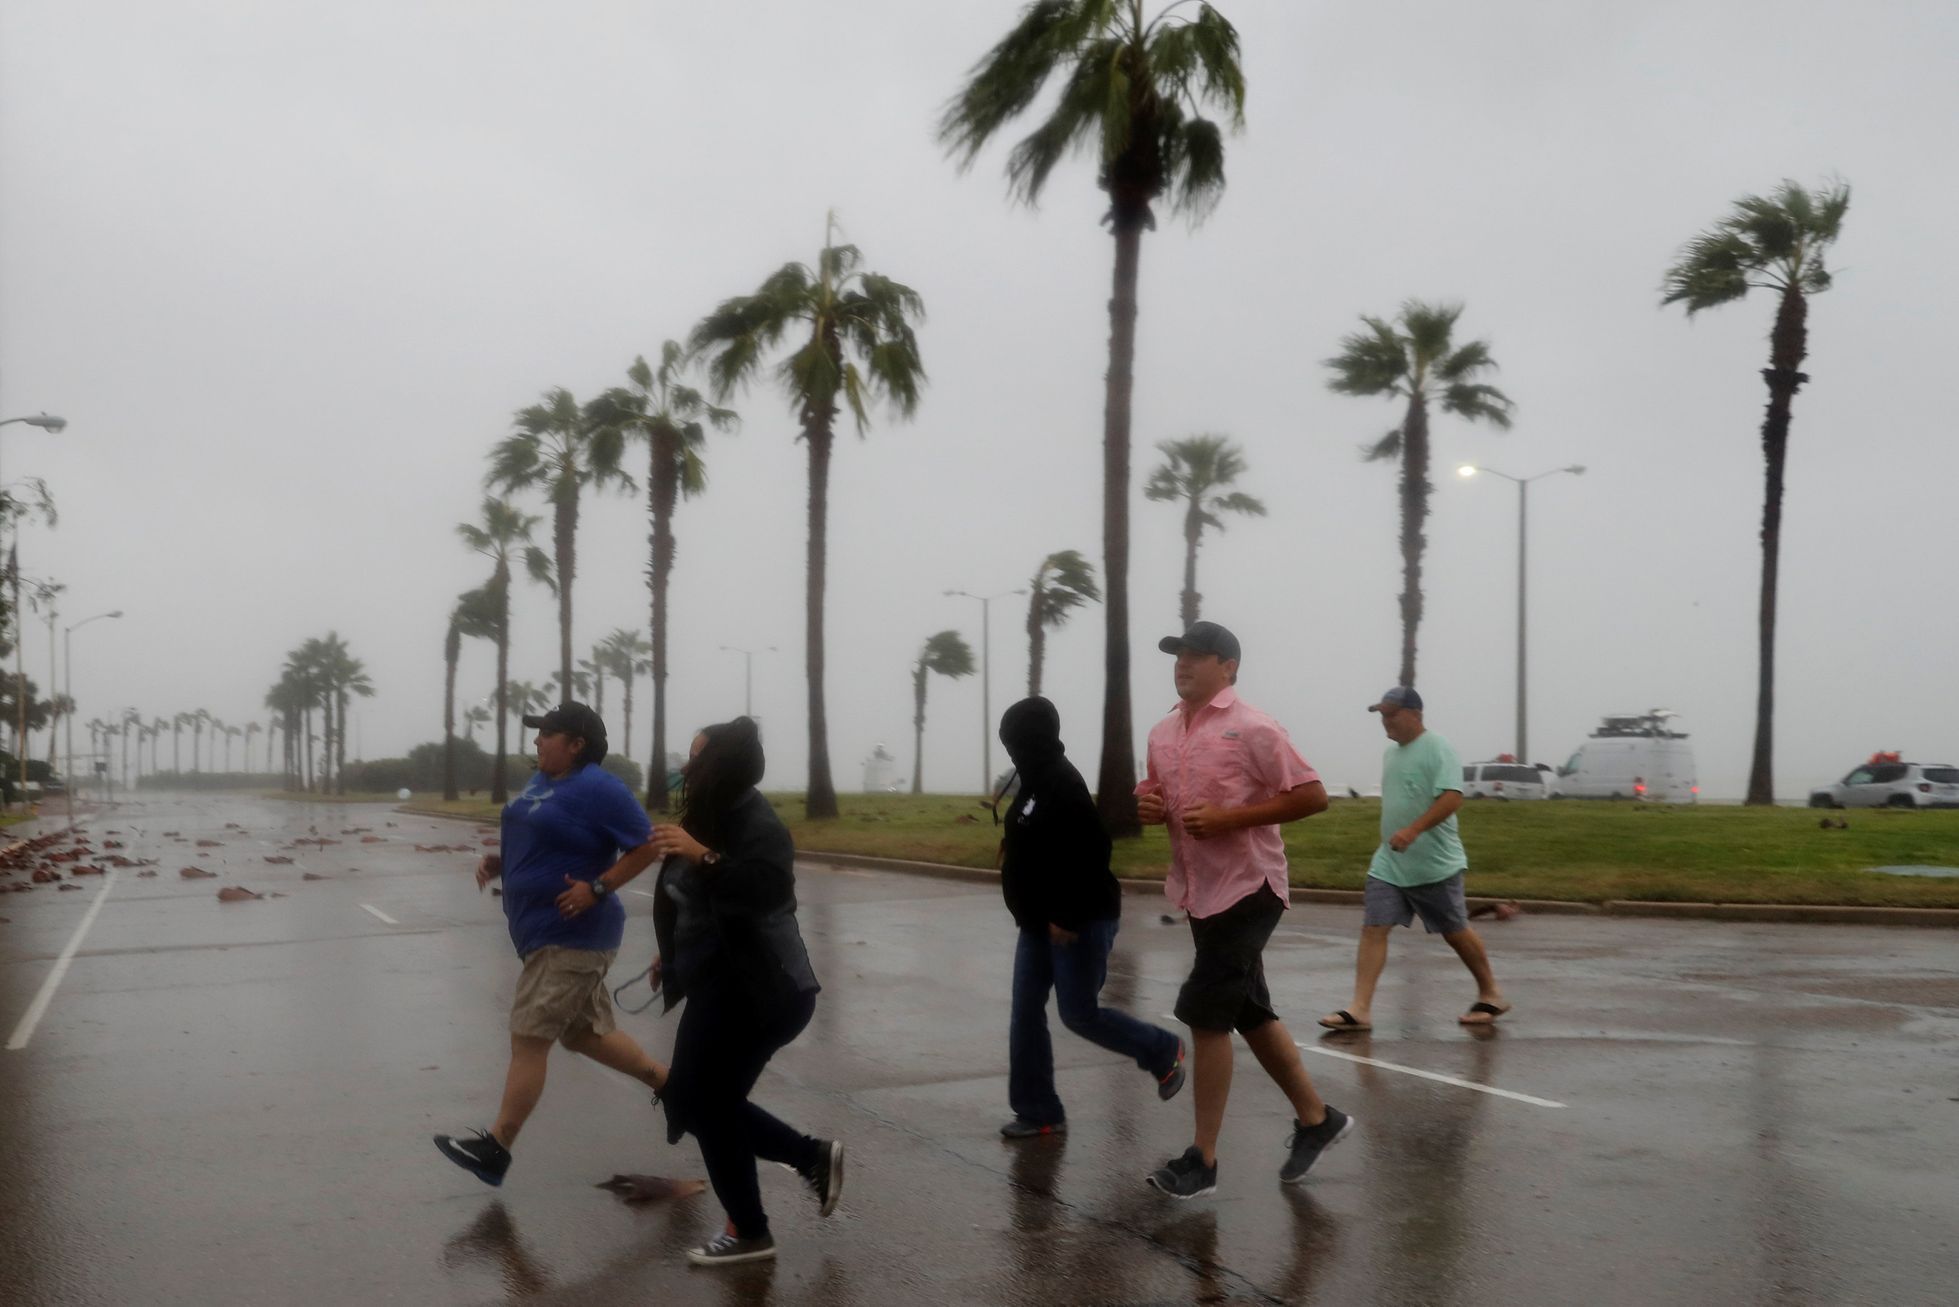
399, 793, 1959, 909
261, 790, 410, 804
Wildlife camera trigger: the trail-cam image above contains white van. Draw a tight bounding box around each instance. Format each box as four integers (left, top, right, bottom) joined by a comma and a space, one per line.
1462, 761, 1552, 800
1556, 711, 1699, 803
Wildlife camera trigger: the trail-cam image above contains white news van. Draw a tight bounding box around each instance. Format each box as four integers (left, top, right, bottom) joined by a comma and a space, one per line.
1555, 711, 1699, 803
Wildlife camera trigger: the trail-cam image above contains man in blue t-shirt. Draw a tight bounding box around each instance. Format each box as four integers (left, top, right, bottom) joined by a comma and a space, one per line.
1318, 687, 1511, 1033
435, 702, 666, 1187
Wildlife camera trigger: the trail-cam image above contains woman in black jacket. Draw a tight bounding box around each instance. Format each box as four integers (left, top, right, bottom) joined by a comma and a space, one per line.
649, 717, 840, 1268
997, 697, 1185, 1139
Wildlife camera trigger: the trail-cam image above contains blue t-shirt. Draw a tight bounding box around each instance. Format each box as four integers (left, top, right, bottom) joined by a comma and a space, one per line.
500, 764, 652, 957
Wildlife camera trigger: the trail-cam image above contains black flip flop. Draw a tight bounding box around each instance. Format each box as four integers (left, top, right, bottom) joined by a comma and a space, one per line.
1459, 1001, 1511, 1025
1318, 1009, 1371, 1031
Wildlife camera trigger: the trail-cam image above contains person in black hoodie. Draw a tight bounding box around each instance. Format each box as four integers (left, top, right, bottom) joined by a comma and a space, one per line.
997, 696, 1186, 1139
649, 717, 841, 1268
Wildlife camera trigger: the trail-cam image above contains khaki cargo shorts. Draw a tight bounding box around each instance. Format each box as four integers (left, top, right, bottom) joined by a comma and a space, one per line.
510, 946, 617, 1044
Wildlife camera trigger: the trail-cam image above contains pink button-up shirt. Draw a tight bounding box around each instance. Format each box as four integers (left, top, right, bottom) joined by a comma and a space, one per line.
1137, 687, 1320, 920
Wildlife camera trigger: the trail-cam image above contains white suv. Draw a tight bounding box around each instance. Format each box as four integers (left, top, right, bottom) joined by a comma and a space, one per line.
1461, 761, 1552, 800
1809, 762, 1959, 809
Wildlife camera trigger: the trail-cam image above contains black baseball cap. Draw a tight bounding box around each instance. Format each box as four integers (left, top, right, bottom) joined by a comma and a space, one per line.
523, 701, 608, 764
1368, 686, 1424, 713
1157, 621, 1242, 664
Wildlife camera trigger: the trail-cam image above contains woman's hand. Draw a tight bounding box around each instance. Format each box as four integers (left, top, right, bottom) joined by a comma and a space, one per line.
649, 823, 709, 863
475, 853, 502, 890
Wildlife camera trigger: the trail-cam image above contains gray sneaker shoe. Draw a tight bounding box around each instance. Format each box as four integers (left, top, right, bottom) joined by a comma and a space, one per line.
1280, 1105, 1354, 1183
686, 1231, 776, 1267
799, 1139, 845, 1217
1000, 1117, 1066, 1139
1156, 1039, 1187, 1102
1145, 1145, 1218, 1199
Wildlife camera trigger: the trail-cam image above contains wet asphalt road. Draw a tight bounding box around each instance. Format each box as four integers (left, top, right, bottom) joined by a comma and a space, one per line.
1, 793, 1955, 1306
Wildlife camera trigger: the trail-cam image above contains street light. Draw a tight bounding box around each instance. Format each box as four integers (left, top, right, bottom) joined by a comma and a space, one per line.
1457, 464, 1585, 761
64, 610, 122, 827
718, 644, 776, 717
945, 587, 1026, 793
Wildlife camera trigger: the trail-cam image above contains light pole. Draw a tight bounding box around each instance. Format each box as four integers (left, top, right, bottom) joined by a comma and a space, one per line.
718, 645, 776, 717
945, 587, 1026, 793
1458, 464, 1584, 762
64, 610, 122, 827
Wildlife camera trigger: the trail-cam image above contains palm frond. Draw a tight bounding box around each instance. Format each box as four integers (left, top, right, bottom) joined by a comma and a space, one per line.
1399, 300, 1463, 366
1210, 491, 1266, 518
524, 546, 557, 596
1661, 229, 1756, 314
1441, 382, 1515, 428
1360, 429, 1403, 463
1324, 317, 1410, 397
918, 629, 977, 678
936, 0, 1095, 167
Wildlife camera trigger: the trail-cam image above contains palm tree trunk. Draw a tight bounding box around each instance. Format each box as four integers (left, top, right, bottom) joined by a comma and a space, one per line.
1096, 216, 1144, 837
647, 436, 677, 811
336, 690, 348, 795
174, 728, 181, 775
443, 623, 460, 802
911, 663, 927, 795
1396, 393, 1432, 688
1747, 286, 1809, 806
1025, 590, 1045, 698
555, 492, 577, 704
492, 569, 511, 805
1181, 497, 1203, 629
804, 414, 840, 819
621, 673, 636, 782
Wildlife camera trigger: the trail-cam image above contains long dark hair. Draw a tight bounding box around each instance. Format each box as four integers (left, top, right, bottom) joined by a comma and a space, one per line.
679, 717, 765, 850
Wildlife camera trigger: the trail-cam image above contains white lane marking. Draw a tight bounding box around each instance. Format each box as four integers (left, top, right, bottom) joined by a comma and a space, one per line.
1158, 1012, 1565, 1108
6, 869, 121, 1052
360, 904, 399, 925
1298, 1043, 1567, 1108
625, 889, 656, 899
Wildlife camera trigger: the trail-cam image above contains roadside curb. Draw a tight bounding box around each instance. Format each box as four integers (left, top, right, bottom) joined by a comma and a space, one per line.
399, 812, 1959, 928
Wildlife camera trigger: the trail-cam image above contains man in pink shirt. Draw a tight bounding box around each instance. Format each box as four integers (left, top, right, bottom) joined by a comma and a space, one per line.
1136, 622, 1354, 1198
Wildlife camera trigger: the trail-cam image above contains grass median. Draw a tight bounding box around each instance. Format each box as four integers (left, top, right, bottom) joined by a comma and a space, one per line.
399, 791, 1959, 909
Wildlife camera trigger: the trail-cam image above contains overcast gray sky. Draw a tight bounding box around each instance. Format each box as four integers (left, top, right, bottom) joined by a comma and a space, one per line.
4, 0, 1955, 800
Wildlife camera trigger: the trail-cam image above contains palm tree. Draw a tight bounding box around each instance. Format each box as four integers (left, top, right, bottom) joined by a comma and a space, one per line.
459, 497, 547, 804
209, 718, 227, 774
486, 388, 633, 703
911, 630, 976, 794
461, 704, 492, 748
1663, 179, 1849, 806
504, 681, 550, 766
172, 711, 191, 775
692, 215, 926, 819
580, 654, 605, 719
1024, 550, 1101, 697
1143, 435, 1265, 628
149, 716, 166, 776
122, 707, 142, 787
941, 1, 1245, 837
445, 588, 499, 801
223, 724, 241, 774
599, 628, 653, 778
318, 636, 374, 795
1324, 300, 1514, 687
588, 344, 735, 812
244, 721, 261, 773
192, 708, 211, 774
543, 667, 590, 705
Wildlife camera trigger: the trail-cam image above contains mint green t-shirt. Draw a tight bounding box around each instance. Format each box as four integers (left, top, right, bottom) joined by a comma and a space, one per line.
1368, 729, 1467, 888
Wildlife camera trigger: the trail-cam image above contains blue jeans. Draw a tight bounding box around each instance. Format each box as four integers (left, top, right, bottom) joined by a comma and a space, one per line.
1009, 919, 1182, 1125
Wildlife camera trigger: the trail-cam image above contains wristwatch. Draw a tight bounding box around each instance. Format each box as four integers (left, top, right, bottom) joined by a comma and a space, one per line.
700, 850, 722, 867
587, 878, 613, 898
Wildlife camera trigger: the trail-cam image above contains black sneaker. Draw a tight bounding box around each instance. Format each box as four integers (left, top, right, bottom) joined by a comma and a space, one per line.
799, 1139, 845, 1217
1157, 1039, 1187, 1102
686, 1231, 776, 1267
1280, 1105, 1355, 1184
1000, 1117, 1066, 1140
434, 1128, 511, 1187
1145, 1145, 1217, 1199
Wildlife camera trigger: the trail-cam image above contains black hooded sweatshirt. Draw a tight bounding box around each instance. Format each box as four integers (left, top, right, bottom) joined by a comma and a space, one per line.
997, 697, 1121, 931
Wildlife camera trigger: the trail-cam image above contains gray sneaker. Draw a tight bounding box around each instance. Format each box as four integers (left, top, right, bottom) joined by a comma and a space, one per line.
1280, 1105, 1354, 1183
1145, 1145, 1218, 1199
686, 1231, 776, 1267
1157, 1039, 1187, 1102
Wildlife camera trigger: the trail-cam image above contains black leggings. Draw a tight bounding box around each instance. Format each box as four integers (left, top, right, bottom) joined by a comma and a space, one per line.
662, 984, 820, 1239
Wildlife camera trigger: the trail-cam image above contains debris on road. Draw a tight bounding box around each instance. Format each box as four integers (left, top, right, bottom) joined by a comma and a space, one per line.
180, 867, 217, 879
264, 856, 295, 865
217, 886, 262, 902
594, 1174, 707, 1204
302, 872, 329, 881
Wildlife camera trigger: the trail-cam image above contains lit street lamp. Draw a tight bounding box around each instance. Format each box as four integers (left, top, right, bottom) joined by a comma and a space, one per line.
65, 610, 122, 827
1457, 464, 1585, 761
718, 644, 776, 718
945, 587, 1026, 793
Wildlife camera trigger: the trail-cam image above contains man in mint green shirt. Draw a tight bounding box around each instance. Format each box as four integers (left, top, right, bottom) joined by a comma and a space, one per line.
1318, 687, 1510, 1032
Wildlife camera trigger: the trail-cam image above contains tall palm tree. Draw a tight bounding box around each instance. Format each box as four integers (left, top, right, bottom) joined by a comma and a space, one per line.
543, 667, 590, 704
445, 588, 499, 801
244, 721, 261, 773
459, 497, 547, 804
1324, 300, 1514, 687
209, 718, 227, 774
1143, 435, 1265, 628
941, 0, 1246, 837
149, 716, 166, 776
172, 711, 191, 774
1664, 179, 1849, 806
315, 635, 374, 795
580, 654, 605, 719
192, 708, 212, 774
486, 388, 633, 701
692, 215, 926, 819
599, 628, 653, 777
223, 724, 241, 774
461, 704, 492, 748
588, 344, 735, 812
122, 707, 143, 787
1024, 550, 1101, 697
504, 681, 550, 767
911, 630, 976, 795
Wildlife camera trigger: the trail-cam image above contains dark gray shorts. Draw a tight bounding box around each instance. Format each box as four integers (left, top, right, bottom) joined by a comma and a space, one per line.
1174, 887, 1285, 1034
1364, 873, 1468, 935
